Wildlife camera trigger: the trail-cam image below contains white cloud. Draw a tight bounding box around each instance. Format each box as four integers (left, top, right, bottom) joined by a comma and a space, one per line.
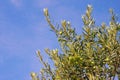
10, 0, 22, 7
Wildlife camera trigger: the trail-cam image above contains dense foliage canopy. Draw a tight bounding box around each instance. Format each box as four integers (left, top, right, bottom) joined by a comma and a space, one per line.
31, 5, 120, 80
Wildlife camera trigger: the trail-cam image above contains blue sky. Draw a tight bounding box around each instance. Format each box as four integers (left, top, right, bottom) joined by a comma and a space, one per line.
0, 0, 120, 80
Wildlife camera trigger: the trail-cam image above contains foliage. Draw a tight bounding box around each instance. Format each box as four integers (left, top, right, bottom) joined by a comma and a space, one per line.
31, 5, 120, 80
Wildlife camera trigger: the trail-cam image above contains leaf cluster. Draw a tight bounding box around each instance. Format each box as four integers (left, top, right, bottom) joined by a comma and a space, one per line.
31, 5, 120, 80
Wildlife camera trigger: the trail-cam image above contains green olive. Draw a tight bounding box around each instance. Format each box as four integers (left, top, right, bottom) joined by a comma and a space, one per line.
91, 61, 94, 64
59, 31, 62, 35
105, 57, 109, 61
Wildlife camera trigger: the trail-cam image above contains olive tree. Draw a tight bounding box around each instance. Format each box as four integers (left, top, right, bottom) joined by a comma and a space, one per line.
31, 5, 120, 80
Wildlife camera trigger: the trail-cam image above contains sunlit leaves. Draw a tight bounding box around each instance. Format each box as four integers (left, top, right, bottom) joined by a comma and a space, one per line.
43, 8, 49, 16
31, 5, 120, 80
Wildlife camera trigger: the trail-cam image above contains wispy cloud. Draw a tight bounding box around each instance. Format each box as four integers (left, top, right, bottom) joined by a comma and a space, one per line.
34, 0, 59, 8
10, 0, 22, 7
0, 56, 3, 64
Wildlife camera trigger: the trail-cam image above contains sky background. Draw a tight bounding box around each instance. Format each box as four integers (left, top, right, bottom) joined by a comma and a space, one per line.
0, 0, 120, 80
